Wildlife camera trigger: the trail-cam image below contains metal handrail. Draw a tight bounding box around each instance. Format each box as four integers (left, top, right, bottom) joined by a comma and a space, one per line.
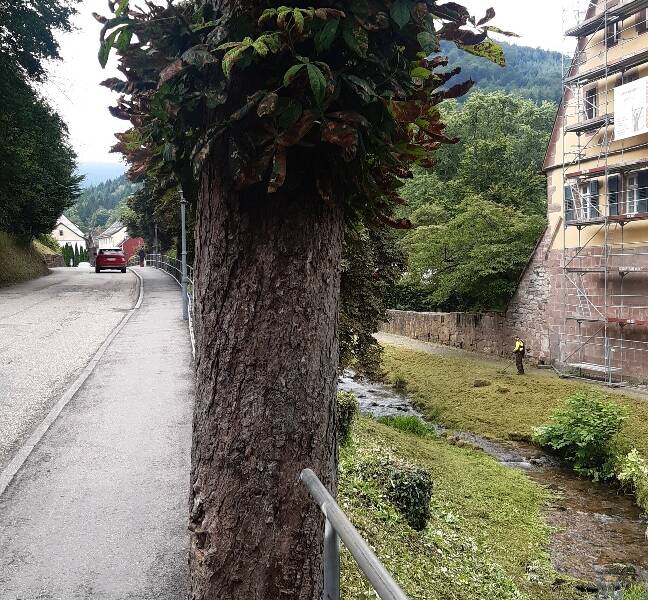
300, 468, 408, 600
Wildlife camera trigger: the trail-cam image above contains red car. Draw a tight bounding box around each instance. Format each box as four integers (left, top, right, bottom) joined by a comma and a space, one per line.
95, 248, 127, 273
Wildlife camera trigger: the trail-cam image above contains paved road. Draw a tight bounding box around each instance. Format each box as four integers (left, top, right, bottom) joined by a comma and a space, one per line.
0, 267, 139, 473
0, 268, 192, 599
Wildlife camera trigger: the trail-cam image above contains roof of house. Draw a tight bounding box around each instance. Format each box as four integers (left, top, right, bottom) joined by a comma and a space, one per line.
56, 214, 85, 238
97, 220, 127, 239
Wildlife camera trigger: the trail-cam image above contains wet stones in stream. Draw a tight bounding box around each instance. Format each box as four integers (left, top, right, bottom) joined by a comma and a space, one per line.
338, 371, 648, 594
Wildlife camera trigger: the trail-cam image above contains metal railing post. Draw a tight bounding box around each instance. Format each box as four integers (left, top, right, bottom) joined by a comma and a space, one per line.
323, 517, 340, 600
180, 191, 189, 321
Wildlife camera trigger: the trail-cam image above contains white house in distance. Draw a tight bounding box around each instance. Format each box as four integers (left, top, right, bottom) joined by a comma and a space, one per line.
52, 215, 86, 250
96, 221, 129, 249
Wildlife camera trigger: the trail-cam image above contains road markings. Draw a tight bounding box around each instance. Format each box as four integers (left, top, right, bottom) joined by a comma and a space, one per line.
0, 269, 144, 498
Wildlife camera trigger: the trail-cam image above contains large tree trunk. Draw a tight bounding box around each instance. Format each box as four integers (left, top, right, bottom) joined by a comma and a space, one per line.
189, 147, 344, 598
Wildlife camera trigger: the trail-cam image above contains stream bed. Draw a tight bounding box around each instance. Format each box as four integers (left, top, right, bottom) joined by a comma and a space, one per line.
339, 372, 648, 594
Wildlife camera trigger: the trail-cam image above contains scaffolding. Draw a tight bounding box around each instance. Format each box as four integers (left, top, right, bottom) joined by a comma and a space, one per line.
559, 0, 648, 384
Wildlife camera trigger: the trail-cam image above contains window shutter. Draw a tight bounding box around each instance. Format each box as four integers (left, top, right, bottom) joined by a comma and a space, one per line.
639, 171, 648, 213
590, 180, 600, 216
608, 175, 619, 216
564, 184, 574, 222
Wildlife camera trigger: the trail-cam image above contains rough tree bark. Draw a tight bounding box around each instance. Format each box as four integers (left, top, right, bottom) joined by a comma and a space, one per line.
189, 138, 344, 598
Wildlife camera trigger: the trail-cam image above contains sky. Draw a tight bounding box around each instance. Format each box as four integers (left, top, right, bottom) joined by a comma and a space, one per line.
41, 0, 570, 166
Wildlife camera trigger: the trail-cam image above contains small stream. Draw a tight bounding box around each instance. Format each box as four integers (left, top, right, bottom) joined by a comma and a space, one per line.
339, 372, 648, 595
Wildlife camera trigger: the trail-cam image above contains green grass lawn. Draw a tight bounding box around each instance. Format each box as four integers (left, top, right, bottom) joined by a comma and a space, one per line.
381, 345, 648, 456
340, 418, 588, 599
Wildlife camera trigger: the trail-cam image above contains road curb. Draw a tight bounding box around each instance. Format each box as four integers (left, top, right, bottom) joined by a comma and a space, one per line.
0, 269, 145, 498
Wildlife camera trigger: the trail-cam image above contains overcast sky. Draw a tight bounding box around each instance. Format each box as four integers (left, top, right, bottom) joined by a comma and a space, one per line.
41, 0, 569, 165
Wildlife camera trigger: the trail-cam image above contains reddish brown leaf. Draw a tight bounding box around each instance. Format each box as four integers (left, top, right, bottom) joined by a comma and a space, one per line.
268, 148, 287, 193
321, 120, 359, 161
158, 59, 183, 86
277, 111, 317, 147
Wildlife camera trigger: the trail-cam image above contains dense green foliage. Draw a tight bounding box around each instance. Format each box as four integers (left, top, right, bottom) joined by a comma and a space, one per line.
0, 231, 49, 286
392, 91, 554, 311
339, 227, 405, 375
336, 391, 359, 447
0, 63, 80, 238
0, 0, 77, 80
441, 40, 563, 104
0, 0, 80, 239
66, 175, 139, 231
533, 393, 627, 480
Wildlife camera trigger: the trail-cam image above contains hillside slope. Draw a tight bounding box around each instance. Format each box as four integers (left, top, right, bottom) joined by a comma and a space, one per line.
442, 41, 563, 104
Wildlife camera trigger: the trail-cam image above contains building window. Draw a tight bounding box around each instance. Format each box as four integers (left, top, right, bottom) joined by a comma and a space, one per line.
584, 86, 598, 120
59, 229, 64, 236
579, 181, 600, 220
626, 174, 639, 214
606, 20, 621, 47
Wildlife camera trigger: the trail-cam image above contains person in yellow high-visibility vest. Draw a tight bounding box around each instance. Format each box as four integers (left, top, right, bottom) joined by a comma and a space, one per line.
514, 337, 526, 375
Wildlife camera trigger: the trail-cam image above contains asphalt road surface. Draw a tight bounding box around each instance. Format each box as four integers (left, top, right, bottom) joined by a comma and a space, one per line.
0, 267, 138, 474
0, 268, 192, 599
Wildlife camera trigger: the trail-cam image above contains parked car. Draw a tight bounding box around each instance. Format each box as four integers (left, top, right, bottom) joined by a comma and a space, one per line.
95, 248, 127, 273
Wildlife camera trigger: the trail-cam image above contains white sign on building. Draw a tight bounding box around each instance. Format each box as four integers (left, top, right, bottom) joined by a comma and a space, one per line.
614, 76, 648, 141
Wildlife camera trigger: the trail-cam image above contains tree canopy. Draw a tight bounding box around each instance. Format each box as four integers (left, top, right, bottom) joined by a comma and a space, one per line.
393, 91, 554, 312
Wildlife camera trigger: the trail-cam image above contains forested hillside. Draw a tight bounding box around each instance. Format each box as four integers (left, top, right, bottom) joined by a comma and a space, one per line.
65, 175, 139, 231
442, 41, 563, 104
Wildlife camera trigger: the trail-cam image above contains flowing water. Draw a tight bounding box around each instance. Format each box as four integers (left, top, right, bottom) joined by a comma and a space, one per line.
339, 372, 648, 594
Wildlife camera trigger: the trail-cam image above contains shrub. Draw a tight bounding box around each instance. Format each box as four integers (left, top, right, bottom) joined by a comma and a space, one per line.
36, 233, 62, 253
378, 416, 435, 438
617, 449, 648, 512
385, 464, 434, 531
337, 391, 359, 447
532, 392, 627, 479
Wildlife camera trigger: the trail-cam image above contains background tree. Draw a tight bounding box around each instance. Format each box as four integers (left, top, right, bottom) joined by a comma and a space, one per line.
99, 1, 509, 597
393, 91, 555, 312
0, 0, 80, 239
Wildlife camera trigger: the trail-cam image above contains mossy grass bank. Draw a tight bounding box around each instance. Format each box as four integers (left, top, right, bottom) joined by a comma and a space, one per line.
340, 417, 588, 599
381, 345, 648, 457
0, 231, 50, 286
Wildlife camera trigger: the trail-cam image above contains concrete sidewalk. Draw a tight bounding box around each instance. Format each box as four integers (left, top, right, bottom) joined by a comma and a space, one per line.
0, 268, 193, 599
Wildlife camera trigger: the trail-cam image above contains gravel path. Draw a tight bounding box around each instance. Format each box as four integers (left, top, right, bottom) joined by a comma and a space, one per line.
0, 267, 138, 472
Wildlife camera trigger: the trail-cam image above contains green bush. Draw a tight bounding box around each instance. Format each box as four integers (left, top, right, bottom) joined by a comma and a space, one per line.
617, 449, 648, 512
36, 233, 62, 253
532, 392, 627, 479
385, 464, 434, 531
377, 416, 435, 438
337, 391, 359, 447
623, 584, 648, 600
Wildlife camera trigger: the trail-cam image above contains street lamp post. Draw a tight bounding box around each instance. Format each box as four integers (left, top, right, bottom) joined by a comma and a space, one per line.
180, 190, 189, 321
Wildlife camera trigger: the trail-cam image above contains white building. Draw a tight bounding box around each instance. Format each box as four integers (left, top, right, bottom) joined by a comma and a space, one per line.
96, 221, 129, 249
52, 215, 86, 250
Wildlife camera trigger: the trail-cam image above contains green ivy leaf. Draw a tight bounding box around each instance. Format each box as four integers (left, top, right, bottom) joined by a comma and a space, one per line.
410, 66, 431, 79
115, 28, 132, 51
390, 0, 411, 28
283, 63, 306, 87
259, 8, 277, 26
275, 98, 303, 129
417, 31, 438, 54
458, 39, 506, 66
98, 29, 119, 68
306, 64, 327, 107
314, 18, 339, 53
293, 8, 305, 34
115, 0, 129, 17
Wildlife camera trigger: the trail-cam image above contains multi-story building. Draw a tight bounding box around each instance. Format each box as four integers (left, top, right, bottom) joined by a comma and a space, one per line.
541, 0, 648, 383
